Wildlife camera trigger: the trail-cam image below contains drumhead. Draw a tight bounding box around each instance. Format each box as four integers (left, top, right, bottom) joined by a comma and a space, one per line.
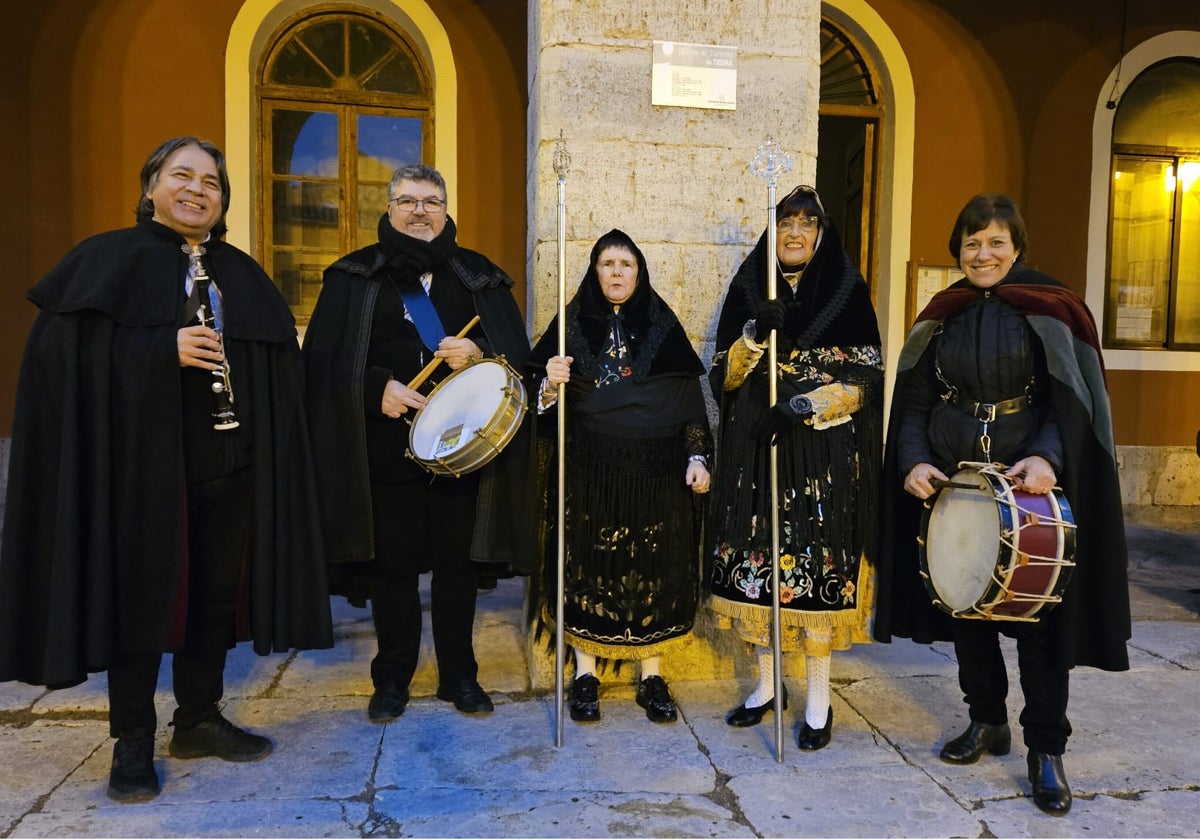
409, 360, 512, 461
925, 468, 1002, 612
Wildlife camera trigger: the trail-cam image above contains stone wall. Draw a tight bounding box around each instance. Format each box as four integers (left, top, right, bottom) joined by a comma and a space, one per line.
525, 0, 823, 359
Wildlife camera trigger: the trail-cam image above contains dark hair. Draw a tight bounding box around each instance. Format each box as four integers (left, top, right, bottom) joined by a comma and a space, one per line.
136, 137, 230, 224
776, 184, 827, 225
948, 193, 1028, 260
389, 163, 447, 200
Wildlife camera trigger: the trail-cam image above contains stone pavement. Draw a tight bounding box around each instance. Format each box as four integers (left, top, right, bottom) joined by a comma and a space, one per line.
0, 518, 1197, 839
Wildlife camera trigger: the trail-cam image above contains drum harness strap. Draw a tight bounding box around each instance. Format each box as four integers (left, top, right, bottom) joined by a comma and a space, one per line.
933, 327, 1035, 463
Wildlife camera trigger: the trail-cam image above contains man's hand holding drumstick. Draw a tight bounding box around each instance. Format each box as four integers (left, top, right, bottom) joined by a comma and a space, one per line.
382, 315, 482, 419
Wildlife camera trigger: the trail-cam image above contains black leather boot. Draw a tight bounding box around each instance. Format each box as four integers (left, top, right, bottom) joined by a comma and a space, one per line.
1027, 751, 1072, 816
939, 721, 1011, 764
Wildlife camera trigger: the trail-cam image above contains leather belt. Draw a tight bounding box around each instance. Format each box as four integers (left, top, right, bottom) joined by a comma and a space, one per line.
945, 392, 1031, 422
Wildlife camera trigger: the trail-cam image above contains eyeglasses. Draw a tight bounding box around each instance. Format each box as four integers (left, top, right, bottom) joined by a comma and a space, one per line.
388, 196, 445, 213
777, 216, 821, 234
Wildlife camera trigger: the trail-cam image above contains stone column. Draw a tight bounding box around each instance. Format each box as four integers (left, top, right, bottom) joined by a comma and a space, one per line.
524, 1, 823, 689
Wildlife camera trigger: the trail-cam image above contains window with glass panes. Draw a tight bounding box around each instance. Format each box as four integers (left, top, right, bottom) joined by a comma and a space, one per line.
1106, 58, 1200, 349
259, 12, 432, 324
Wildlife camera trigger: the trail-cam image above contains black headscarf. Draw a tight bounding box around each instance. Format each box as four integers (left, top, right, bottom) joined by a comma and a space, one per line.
529, 229, 704, 383
715, 209, 881, 354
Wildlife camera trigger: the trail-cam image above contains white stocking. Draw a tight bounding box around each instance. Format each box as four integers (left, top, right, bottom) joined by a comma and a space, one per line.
573, 649, 596, 679
744, 644, 780, 708
805, 654, 831, 728
640, 656, 660, 680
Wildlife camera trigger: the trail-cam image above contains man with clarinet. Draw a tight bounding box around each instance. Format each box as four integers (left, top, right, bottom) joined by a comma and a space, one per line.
0, 137, 333, 802
303, 163, 535, 723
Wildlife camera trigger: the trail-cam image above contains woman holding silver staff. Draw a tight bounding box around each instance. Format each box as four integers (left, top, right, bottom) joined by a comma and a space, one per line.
0, 136, 333, 802
707, 185, 882, 751
530, 229, 712, 724
874, 193, 1130, 816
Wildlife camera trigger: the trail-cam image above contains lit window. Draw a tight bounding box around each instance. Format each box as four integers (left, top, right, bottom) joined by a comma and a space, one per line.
1105, 58, 1200, 348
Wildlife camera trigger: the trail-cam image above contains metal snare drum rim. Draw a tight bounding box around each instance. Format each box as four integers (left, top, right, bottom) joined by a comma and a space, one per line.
407, 357, 528, 477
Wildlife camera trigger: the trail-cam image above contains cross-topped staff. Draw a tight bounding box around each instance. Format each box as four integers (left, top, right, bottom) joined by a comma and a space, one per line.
750, 138, 792, 763
552, 131, 572, 748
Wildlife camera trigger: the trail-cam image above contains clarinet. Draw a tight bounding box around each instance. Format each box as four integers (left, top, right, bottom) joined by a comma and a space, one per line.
187, 246, 240, 431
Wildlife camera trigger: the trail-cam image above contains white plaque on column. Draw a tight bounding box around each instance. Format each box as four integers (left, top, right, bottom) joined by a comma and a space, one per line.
651, 41, 737, 111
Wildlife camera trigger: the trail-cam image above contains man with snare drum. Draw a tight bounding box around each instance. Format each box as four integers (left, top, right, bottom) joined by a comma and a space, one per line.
303, 164, 534, 721
874, 194, 1129, 817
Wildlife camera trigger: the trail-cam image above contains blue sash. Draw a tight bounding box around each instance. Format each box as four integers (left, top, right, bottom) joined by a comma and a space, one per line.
397, 277, 447, 352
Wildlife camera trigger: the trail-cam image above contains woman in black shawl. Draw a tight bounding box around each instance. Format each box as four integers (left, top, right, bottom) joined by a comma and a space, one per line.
707, 186, 882, 751
529, 230, 712, 725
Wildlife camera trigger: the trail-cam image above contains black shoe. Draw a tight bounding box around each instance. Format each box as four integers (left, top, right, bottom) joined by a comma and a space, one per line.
168, 711, 273, 762
1028, 751, 1073, 816
797, 705, 833, 751
939, 721, 1012, 764
368, 683, 409, 723
107, 728, 160, 802
569, 674, 601, 722
725, 685, 788, 727
635, 676, 677, 724
436, 679, 494, 715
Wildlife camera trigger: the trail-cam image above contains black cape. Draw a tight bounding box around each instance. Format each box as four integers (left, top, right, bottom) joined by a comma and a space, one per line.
0, 221, 333, 689
302, 233, 537, 582
874, 268, 1130, 672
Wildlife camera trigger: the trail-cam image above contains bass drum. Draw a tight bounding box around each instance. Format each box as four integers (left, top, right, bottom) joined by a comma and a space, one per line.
918, 462, 1076, 621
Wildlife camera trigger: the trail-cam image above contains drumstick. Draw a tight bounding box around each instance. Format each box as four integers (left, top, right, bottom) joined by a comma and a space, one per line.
406, 315, 482, 390
932, 479, 987, 491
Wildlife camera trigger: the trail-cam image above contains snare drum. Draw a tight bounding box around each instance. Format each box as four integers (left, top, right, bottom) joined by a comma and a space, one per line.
918, 462, 1076, 621
407, 357, 527, 477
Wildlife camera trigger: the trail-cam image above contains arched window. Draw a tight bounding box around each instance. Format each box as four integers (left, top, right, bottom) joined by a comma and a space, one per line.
818, 20, 883, 293
1105, 58, 1200, 349
258, 11, 433, 323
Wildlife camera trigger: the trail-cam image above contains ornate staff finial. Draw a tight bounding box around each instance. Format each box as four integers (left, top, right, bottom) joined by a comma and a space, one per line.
750, 138, 792, 185
552, 131, 571, 181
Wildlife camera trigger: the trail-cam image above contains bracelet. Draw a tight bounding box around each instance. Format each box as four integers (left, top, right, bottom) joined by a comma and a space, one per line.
688, 454, 707, 465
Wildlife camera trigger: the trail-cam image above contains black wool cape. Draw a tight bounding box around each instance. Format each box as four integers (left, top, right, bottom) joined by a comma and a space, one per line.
0, 221, 334, 689
874, 268, 1130, 672
302, 238, 537, 581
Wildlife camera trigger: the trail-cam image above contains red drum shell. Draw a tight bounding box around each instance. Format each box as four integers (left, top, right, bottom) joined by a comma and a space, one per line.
918, 465, 1076, 621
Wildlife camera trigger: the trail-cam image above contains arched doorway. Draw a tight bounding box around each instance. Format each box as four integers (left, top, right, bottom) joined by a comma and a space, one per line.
817, 19, 883, 296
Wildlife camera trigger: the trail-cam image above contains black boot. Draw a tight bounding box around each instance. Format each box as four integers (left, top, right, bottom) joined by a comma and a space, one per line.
939, 721, 1011, 764
169, 710, 272, 762
107, 728, 160, 802
1027, 751, 1072, 816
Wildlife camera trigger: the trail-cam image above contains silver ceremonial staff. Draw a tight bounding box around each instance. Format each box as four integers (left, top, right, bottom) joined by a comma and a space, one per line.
552, 132, 571, 748
750, 138, 792, 763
